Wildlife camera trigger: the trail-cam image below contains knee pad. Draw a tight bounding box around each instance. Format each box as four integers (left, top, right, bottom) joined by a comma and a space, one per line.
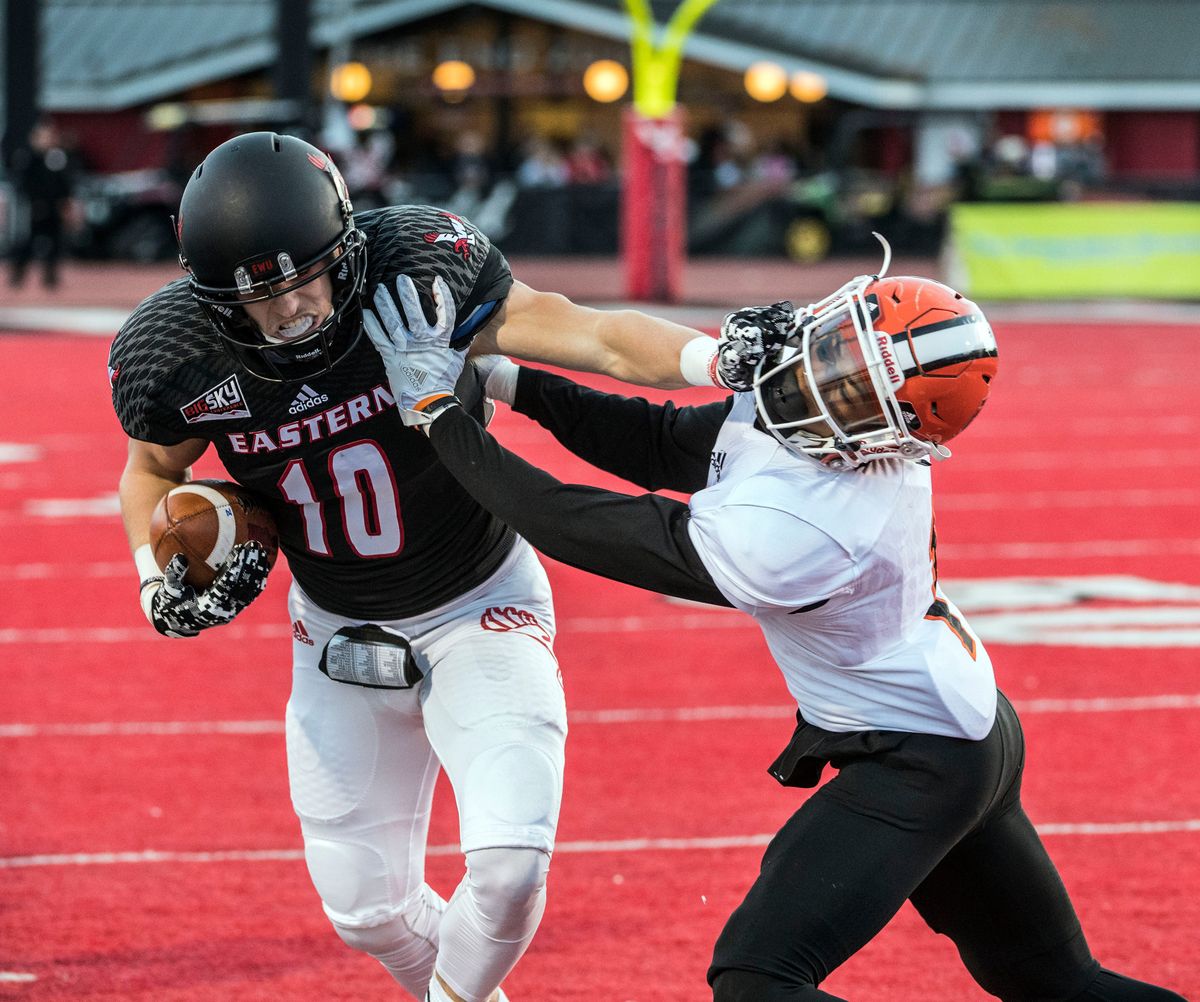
458, 742, 562, 853
464, 846, 550, 937
303, 835, 394, 923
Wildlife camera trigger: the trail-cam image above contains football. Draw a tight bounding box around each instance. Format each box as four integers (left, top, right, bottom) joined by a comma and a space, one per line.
149, 479, 279, 589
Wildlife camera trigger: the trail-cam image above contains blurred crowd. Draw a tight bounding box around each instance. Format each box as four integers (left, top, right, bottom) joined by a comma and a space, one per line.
0, 112, 1140, 275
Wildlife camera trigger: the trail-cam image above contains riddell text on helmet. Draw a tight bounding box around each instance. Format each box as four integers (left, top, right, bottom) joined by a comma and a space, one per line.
876, 333, 904, 386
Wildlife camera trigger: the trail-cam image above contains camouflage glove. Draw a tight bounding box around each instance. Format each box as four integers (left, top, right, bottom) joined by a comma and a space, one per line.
716, 300, 797, 391
141, 542, 271, 638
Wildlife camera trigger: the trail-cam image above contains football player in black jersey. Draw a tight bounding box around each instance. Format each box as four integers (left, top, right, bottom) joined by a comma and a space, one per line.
109, 132, 739, 1002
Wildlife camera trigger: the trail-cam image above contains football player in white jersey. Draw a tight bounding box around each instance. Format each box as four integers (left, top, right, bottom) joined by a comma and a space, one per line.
360, 252, 1187, 1001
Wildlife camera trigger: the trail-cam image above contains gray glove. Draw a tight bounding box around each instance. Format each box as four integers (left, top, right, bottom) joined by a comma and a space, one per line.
362, 273, 466, 426
141, 543, 271, 638
716, 300, 797, 391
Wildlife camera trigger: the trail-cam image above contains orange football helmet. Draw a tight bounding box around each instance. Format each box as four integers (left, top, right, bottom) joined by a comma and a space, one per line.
752, 239, 998, 468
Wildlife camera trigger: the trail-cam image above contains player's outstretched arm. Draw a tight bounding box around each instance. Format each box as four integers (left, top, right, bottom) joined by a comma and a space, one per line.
471, 281, 801, 394
469, 281, 714, 390
474, 355, 728, 494
363, 292, 730, 603
120, 438, 270, 637
427, 402, 731, 607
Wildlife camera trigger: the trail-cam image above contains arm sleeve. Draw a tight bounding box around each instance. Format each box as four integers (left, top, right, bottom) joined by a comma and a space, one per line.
428, 404, 732, 607
511, 367, 731, 493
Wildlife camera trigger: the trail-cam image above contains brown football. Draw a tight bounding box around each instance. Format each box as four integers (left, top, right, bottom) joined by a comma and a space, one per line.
149, 479, 279, 589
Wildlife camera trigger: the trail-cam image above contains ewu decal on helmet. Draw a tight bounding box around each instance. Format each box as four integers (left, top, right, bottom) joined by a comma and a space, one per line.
753, 235, 998, 468
175, 132, 368, 381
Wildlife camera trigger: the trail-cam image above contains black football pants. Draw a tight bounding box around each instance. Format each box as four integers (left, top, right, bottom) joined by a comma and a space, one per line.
708, 693, 1186, 1001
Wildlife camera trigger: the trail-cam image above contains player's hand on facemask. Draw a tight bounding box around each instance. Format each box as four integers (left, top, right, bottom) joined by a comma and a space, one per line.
362, 274, 466, 427
716, 300, 798, 392
141, 543, 271, 638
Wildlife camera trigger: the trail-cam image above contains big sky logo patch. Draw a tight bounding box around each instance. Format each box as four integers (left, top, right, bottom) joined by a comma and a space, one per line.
181, 374, 251, 423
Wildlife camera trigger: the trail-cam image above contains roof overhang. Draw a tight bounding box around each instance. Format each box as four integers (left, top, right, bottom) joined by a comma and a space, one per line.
39, 0, 1200, 112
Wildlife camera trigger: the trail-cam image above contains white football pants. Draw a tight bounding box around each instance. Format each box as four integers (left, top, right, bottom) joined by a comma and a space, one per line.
284, 540, 566, 999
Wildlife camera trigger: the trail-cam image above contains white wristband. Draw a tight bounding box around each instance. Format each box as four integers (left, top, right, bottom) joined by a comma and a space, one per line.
135, 543, 163, 625
679, 336, 722, 387
134, 543, 161, 583
482, 356, 520, 405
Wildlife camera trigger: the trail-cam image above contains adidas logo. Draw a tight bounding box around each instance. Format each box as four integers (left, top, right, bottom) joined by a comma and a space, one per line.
401, 365, 428, 388
288, 384, 330, 415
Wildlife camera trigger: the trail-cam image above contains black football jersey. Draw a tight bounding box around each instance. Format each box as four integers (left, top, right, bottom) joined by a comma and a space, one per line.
109, 206, 517, 619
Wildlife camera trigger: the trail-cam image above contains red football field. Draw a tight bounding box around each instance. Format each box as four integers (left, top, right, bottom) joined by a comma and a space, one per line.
1, 320, 1197, 1000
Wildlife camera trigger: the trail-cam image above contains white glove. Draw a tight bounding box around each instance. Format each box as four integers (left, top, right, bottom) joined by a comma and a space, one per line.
363, 274, 466, 426
469, 354, 520, 406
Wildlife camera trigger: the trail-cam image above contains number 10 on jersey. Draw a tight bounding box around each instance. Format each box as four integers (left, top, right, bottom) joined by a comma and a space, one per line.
278, 441, 404, 557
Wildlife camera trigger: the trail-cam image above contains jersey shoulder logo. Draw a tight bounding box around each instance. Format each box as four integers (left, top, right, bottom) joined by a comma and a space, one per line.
181, 374, 251, 423
423, 211, 476, 260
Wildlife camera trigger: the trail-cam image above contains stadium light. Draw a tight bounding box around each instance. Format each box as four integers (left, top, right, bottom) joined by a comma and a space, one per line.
790, 70, 828, 103
583, 60, 629, 103
432, 60, 476, 93
744, 62, 787, 102
330, 61, 372, 103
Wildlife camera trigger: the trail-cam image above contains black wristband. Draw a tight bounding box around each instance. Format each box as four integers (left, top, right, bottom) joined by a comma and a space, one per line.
422, 394, 462, 418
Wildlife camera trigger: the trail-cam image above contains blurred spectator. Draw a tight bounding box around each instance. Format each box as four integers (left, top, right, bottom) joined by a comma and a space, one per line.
338, 130, 395, 208
564, 135, 612, 184
450, 130, 494, 202
752, 141, 798, 184
693, 120, 756, 193
515, 136, 568, 188
7, 120, 78, 290
443, 130, 517, 238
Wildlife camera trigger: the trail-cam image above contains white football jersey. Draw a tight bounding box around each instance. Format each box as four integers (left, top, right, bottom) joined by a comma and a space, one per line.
687, 394, 996, 739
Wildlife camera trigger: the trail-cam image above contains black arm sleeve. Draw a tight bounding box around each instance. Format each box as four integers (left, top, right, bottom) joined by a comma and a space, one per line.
512, 367, 732, 494
428, 404, 732, 607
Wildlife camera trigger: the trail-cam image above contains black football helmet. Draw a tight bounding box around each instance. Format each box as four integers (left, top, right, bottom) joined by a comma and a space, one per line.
176, 132, 368, 381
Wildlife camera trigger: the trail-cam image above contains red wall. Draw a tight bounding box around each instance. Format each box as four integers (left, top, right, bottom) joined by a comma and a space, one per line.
1105, 111, 1200, 179
49, 109, 233, 176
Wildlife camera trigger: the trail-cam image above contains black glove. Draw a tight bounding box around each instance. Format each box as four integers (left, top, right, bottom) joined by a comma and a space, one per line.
716, 300, 797, 391
141, 542, 271, 638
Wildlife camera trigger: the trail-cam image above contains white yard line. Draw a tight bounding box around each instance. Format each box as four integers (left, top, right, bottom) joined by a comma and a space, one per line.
1, 693, 1197, 739
6, 488, 1200, 525
4, 539, 1200, 582
4, 820, 1199, 870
